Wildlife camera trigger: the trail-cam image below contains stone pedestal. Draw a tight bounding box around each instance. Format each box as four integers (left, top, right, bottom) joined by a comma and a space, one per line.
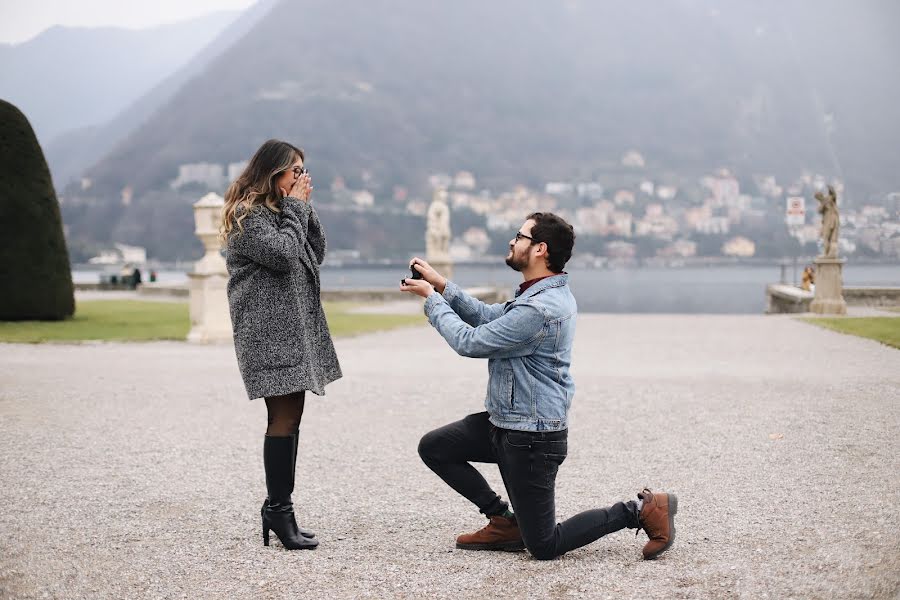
187, 272, 232, 343
187, 193, 233, 343
810, 256, 847, 315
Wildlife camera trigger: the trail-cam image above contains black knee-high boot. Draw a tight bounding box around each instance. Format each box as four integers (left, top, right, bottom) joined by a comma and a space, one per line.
261, 434, 316, 539
262, 435, 318, 549
290, 432, 317, 539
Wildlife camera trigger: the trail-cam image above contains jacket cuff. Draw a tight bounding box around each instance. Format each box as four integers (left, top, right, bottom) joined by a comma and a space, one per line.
441, 280, 461, 302
424, 291, 447, 316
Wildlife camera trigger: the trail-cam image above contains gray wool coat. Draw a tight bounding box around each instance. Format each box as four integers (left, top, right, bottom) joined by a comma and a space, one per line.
225, 197, 342, 399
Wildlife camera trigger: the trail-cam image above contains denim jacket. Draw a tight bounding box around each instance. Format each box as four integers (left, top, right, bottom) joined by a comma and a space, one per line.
423, 274, 577, 432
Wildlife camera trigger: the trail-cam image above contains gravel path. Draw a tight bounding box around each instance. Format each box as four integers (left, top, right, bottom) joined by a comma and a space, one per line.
1, 315, 898, 599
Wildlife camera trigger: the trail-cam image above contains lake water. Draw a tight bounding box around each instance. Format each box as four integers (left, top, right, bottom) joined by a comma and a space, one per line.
72, 264, 899, 314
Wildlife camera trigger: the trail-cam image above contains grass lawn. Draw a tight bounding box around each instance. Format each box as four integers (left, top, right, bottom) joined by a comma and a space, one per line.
0, 300, 424, 343
323, 302, 425, 338
803, 316, 900, 350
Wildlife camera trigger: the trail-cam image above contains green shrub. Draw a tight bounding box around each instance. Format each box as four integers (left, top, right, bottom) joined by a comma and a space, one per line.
0, 99, 74, 320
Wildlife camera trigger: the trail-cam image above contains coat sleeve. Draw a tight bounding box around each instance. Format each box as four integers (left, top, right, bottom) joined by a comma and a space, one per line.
227, 200, 311, 272
305, 204, 327, 265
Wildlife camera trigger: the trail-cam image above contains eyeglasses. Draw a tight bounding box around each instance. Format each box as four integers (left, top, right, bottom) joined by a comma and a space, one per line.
515, 232, 535, 243
291, 166, 308, 177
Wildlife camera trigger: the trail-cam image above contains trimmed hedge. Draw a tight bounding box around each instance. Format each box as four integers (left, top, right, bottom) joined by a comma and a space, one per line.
0, 99, 75, 320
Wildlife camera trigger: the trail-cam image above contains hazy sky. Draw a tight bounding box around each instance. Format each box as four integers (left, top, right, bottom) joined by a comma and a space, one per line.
0, 0, 257, 44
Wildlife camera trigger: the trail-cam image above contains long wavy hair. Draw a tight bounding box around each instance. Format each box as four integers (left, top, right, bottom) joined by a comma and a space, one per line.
221, 139, 304, 242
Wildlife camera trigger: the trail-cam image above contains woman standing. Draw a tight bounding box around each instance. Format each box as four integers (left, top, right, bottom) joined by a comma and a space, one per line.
221, 139, 342, 550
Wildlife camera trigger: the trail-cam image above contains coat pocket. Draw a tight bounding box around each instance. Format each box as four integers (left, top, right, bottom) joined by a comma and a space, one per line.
238, 307, 303, 371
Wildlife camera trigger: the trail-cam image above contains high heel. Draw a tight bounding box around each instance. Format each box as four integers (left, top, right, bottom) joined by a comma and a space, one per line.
262, 498, 316, 539
261, 508, 318, 550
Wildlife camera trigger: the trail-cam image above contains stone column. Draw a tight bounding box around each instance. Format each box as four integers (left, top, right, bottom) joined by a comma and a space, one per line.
810, 257, 847, 315
187, 192, 233, 343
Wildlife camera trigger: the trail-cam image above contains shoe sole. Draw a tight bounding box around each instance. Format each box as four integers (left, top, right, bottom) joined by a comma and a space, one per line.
455, 540, 526, 552
644, 493, 678, 560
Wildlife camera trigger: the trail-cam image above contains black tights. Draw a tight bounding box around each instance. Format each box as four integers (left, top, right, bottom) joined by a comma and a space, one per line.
265, 391, 306, 436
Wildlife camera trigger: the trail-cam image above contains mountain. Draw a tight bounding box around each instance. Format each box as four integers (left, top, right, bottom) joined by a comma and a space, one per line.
0, 11, 240, 148
42, 0, 279, 186
77, 0, 900, 201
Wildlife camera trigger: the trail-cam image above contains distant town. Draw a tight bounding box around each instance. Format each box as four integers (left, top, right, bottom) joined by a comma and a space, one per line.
72, 149, 900, 267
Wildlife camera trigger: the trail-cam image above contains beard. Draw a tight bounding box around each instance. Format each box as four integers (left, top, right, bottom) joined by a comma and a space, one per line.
505, 247, 528, 272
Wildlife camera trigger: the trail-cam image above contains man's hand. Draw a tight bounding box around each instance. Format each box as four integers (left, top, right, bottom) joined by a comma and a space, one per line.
409, 257, 447, 294
400, 277, 435, 299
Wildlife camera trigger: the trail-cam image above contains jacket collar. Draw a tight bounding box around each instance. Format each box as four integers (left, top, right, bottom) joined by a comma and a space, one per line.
515, 273, 568, 300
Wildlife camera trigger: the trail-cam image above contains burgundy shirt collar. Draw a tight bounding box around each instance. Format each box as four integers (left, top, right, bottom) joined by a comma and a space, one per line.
517, 273, 565, 296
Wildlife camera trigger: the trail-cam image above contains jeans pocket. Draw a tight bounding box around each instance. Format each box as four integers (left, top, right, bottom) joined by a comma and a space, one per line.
504, 431, 534, 449
544, 452, 567, 465
539, 452, 566, 488
544, 439, 568, 456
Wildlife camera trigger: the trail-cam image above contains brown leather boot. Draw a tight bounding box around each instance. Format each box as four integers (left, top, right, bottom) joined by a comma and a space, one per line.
637, 488, 678, 560
455, 515, 525, 551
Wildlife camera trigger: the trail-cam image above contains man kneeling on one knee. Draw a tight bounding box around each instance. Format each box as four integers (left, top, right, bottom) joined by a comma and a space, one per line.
400, 212, 677, 561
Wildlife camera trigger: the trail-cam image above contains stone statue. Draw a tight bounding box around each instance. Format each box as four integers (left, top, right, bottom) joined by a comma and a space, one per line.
426, 188, 451, 261
815, 185, 840, 258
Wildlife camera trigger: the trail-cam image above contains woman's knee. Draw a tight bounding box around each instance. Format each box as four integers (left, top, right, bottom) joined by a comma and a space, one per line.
265, 394, 304, 435
269, 416, 301, 435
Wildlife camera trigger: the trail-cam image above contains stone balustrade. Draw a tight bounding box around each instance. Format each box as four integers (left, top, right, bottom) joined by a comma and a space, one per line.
842, 287, 900, 308
766, 284, 900, 314
766, 284, 814, 314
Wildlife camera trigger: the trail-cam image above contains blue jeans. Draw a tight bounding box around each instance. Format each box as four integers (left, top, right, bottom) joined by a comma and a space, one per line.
418, 412, 640, 560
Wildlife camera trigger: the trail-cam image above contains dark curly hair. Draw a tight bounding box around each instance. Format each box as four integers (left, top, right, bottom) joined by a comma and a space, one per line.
527, 212, 575, 273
